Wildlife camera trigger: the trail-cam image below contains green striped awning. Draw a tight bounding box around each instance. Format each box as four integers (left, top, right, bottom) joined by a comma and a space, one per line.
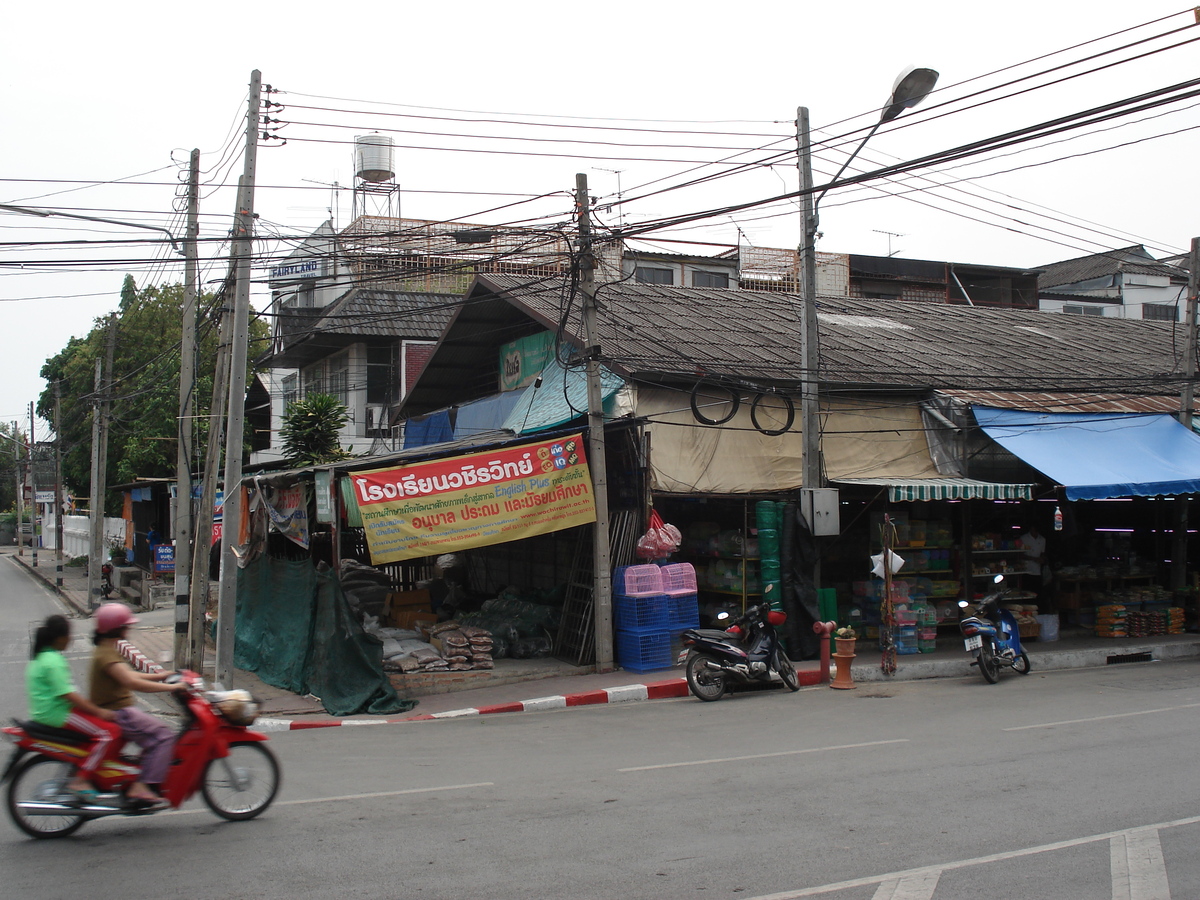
834, 477, 1034, 502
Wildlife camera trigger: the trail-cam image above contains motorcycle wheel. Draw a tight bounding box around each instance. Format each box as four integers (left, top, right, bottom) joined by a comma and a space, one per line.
5, 757, 86, 839
1013, 652, 1031, 675
201, 742, 280, 821
977, 640, 1000, 684
685, 651, 726, 702
776, 653, 801, 692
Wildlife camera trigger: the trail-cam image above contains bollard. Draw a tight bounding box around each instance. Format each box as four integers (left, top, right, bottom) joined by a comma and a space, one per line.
812, 620, 836, 684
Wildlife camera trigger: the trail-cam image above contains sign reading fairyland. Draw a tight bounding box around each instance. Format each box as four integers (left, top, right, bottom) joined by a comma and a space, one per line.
350, 434, 596, 563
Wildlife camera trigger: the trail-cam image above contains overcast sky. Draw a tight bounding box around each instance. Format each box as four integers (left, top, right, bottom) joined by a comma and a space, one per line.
4, 1, 1198, 438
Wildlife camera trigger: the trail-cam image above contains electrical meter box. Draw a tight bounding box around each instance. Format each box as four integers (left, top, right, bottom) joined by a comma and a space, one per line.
800, 488, 840, 536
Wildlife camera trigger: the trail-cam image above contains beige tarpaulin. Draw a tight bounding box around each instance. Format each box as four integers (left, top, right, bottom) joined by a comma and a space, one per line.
636, 386, 940, 494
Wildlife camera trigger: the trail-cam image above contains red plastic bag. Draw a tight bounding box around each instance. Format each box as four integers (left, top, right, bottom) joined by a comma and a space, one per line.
635, 510, 682, 559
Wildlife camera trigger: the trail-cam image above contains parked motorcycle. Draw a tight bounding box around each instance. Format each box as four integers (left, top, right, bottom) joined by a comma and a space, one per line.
958, 575, 1032, 684
100, 562, 114, 599
2, 671, 279, 838
677, 603, 801, 701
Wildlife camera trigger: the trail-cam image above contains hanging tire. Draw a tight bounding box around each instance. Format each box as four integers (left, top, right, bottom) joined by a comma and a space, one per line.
776, 652, 801, 692
686, 652, 726, 702
750, 392, 796, 436
690, 384, 741, 426
201, 742, 280, 821
1013, 652, 1031, 675
5, 757, 87, 839
977, 640, 999, 684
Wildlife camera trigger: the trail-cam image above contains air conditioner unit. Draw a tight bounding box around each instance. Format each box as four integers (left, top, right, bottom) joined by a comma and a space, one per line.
366, 404, 388, 433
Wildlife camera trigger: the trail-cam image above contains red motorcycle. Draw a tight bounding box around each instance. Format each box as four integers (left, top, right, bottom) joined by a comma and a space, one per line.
2, 672, 279, 838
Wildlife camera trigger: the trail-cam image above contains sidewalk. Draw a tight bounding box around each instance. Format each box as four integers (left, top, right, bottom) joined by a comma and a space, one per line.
9, 546, 1200, 731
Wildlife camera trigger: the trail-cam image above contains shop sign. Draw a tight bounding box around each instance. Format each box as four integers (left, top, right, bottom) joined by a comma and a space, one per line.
153, 544, 175, 574
34, 491, 56, 504
314, 470, 333, 524
351, 433, 595, 564
499, 331, 554, 392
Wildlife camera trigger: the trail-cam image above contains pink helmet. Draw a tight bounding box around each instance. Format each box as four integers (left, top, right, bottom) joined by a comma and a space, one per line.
94, 602, 139, 634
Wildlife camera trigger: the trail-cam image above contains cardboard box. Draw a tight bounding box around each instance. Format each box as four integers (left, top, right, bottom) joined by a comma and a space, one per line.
385, 589, 433, 629
392, 609, 437, 631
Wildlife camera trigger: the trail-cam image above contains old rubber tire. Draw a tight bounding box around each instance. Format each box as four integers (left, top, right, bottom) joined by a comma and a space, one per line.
977, 640, 999, 684
686, 651, 726, 702
1013, 652, 1031, 675
6, 757, 86, 839
201, 742, 280, 821
776, 652, 801, 692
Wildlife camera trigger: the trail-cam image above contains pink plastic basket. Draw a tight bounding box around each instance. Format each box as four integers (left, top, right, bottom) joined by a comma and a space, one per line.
660, 563, 697, 597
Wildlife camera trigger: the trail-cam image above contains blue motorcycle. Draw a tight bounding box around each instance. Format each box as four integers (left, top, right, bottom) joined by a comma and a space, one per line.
958, 576, 1032, 684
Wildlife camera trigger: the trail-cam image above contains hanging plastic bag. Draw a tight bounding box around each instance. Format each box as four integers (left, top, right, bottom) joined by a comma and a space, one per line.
635, 509, 683, 559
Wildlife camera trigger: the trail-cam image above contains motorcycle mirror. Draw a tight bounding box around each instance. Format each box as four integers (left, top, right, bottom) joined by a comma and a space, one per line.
993, 574, 1005, 584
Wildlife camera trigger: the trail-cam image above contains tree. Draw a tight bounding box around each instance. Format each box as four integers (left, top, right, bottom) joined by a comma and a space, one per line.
279, 394, 353, 466
38, 276, 270, 515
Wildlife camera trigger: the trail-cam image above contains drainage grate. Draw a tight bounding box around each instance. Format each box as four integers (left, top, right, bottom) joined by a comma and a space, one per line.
1106, 652, 1153, 665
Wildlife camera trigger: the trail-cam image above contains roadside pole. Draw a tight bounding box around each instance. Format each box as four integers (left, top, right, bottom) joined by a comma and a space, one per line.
53, 382, 63, 588
1172, 236, 1199, 590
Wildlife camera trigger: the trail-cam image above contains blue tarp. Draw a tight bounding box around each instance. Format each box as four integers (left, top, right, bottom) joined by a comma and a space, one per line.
972, 405, 1200, 500
502, 354, 624, 435
403, 410, 454, 449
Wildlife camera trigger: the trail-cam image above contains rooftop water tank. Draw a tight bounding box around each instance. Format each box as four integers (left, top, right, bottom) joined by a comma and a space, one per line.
355, 134, 395, 183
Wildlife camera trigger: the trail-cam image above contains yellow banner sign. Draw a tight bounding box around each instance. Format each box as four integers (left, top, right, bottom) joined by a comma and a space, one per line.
350, 434, 596, 563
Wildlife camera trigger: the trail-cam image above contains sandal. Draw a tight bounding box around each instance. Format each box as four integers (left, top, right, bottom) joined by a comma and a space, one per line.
65, 787, 99, 805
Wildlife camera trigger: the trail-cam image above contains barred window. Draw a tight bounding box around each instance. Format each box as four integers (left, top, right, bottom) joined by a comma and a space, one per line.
692, 270, 729, 288
635, 266, 674, 285
1142, 303, 1177, 322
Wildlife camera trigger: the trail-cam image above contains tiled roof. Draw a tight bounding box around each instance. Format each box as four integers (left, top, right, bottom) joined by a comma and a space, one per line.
937, 390, 1184, 414
1036, 245, 1186, 289
305, 288, 457, 339
476, 275, 1187, 396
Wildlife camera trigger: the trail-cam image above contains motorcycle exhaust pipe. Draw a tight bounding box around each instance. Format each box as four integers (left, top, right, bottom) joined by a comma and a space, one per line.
17, 800, 125, 818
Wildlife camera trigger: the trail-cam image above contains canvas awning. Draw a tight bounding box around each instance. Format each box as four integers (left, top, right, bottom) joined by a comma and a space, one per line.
833, 477, 1033, 502
973, 405, 1200, 500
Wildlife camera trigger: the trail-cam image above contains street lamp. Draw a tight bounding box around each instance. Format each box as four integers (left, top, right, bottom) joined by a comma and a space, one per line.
796, 65, 940, 494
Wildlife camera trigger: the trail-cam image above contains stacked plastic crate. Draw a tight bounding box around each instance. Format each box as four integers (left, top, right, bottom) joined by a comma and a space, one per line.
613, 565, 673, 672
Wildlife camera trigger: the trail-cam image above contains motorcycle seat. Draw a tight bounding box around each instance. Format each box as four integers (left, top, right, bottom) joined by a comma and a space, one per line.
15, 719, 94, 745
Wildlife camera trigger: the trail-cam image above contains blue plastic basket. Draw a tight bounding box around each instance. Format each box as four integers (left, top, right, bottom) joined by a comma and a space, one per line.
667, 593, 699, 630
616, 630, 673, 672
614, 593, 670, 633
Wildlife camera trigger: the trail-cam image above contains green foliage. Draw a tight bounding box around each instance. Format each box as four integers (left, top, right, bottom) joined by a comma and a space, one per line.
280, 394, 353, 466
38, 277, 270, 515
0, 421, 27, 513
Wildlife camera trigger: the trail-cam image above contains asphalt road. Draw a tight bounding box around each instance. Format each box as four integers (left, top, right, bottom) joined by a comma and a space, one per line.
2, 556, 1198, 899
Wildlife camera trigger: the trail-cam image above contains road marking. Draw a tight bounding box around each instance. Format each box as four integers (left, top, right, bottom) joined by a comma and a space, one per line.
166, 781, 495, 816
617, 739, 908, 772
872, 871, 939, 900
744, 815, 1200, 900
1112, 828, 1171, 900
1002, 702, 1200, 731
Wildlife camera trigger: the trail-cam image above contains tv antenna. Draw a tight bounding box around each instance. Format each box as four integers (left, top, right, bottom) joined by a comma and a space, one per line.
873, 229, 905, 257
593, 167, 625, 228
303, 178, 342, 230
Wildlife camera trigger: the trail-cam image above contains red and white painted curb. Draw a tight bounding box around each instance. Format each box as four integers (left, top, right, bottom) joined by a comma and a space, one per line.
117, 639, 164, 675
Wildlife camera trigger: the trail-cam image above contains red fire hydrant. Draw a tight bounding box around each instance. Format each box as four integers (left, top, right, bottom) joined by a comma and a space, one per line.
812, 620, 836, 684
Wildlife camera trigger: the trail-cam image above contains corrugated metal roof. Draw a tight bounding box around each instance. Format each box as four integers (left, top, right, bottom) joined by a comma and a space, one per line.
1036, 245, 1186, 290
938, 390, 1184, 414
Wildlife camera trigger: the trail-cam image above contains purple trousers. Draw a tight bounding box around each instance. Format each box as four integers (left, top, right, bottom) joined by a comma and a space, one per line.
114, 707, 176, 785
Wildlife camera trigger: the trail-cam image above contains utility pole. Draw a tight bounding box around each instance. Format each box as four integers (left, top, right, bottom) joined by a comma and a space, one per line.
53, 382, 63, 588
173, 148, 200, 664
29, 402, 37, 569
795, 107, 822, 494
575, 173, 614, 671
87, 316, 117, 608
14, 420, 24, 557
1172, 235, 1199, 590
216, 70, 262, 688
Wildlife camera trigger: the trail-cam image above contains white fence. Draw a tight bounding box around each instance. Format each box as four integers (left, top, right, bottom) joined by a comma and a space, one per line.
56, 515, 128, 558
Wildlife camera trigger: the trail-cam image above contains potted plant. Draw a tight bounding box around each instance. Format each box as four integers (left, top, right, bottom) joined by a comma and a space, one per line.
832, 625, 858, 690
834, 625, 857, 650
107, 535, 128, 564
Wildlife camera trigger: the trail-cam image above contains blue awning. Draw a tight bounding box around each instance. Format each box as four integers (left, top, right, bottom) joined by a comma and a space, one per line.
502, 354, 624, 435
972, 405, 1200, 500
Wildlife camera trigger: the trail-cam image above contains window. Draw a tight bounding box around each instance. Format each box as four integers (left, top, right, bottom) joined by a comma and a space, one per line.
302, 364, 324, 397
327, 352, 350, 407
692, 270, 729, 288
635, 266, 674, 285
1063, 304, 1104, 317
281, 374, 298, 411
1142, 303, 1178, 322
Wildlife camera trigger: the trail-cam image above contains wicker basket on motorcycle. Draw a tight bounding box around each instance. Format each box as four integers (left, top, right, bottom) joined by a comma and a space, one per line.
214, 690, 260, 726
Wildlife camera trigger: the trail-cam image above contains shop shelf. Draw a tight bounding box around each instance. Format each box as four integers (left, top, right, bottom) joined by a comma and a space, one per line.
614, 593, 670, 633
667, 593, 699, 630
616, 630, 674, 672
613, 565, 664, 597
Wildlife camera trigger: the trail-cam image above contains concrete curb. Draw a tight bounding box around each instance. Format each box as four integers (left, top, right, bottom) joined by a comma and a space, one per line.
252, 668, 826, 732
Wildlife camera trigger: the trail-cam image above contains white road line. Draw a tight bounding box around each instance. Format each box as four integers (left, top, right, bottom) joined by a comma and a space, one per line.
166, 781, 495, 816
745, 815, 1200, 900
872, 871, 940, 900
617, 739, 908, 773
1112, 828, 1171, 900
1003, 702, 1200, 731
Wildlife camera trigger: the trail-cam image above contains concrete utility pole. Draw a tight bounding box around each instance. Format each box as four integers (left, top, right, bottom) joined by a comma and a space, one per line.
575, 173, 614, 671
29, 402, 37, 568
86, 316, 117, 608
1171, 235, 1199, 590
173, 148, 200, 664
53, 382, 63, 588
14, 420, 24, 556
795, 107, 822, 493
216, 70, 263, 688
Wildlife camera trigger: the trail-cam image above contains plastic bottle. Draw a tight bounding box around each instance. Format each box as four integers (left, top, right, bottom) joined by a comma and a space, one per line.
1054, 506, 1063, 532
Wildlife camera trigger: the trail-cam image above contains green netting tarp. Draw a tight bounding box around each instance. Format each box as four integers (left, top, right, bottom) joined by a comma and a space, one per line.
235, 556, 416, 716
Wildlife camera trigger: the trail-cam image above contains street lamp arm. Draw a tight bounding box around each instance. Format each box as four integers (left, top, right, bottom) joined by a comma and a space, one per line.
0, 203, 182, 254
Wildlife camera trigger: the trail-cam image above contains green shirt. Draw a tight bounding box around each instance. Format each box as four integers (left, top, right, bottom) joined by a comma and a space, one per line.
26, 648, 75, 728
